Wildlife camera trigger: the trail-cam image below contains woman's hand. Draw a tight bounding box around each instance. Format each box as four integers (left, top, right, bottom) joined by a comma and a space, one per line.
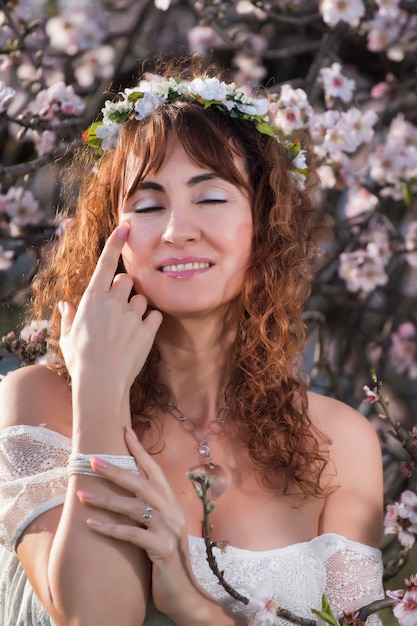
59, 222, 162, 388
77, 427, 205, 620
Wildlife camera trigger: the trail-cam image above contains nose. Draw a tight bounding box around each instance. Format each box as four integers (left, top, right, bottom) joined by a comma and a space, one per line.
161, 207, 201, 245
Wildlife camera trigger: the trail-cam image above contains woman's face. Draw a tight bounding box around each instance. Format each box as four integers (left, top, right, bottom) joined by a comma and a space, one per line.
119, 141, 253, 318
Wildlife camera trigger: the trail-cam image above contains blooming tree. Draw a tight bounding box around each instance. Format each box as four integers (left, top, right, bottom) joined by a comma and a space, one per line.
1, 0, 417, 623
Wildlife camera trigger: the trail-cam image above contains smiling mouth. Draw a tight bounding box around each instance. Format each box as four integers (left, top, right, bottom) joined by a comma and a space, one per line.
159, 262, 212, 272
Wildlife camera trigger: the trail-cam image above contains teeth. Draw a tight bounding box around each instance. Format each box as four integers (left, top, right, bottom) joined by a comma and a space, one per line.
161, 262, 210, 272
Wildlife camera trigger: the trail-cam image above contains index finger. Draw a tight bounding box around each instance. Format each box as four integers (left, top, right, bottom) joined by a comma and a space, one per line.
87, 221, 130, 293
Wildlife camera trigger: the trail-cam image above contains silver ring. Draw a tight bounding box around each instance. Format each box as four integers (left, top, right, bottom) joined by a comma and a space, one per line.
142, 504, 153, 524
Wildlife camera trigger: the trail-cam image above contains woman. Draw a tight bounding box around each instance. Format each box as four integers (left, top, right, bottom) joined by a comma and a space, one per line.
0, 59, 384, 625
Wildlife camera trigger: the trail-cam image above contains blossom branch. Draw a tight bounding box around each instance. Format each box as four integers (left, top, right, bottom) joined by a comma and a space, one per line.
187, 471, 250, 605
369, 371, 417, 464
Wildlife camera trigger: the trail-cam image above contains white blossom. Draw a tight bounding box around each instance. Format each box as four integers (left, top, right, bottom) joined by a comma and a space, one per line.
320, 0, 365, 27
0, 81, 15, 113
155, 0, 170, 9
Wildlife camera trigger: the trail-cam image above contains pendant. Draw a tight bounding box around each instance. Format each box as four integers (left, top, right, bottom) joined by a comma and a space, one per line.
197, 444, 210, 457
190, 463, 229, 501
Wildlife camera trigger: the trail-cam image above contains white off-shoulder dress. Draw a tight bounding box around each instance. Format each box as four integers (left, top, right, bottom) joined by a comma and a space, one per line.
0, 425, 385, 626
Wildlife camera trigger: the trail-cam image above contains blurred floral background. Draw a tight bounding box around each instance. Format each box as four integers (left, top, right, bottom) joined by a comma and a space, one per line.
1, 0, 417, 624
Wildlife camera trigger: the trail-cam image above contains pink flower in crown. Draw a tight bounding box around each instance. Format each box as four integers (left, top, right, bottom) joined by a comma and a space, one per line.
393, 590, 417, 626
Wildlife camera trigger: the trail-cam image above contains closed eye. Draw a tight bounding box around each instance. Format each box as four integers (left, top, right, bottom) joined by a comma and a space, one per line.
197, 198, 227, 205
134, 206, 165, 214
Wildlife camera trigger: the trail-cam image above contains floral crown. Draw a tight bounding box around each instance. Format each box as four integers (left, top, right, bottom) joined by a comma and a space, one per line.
83, 75, 309, 190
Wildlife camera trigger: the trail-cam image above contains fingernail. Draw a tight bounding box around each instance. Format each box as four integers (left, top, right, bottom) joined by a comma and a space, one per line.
90, 456, 108, 469
58, 301, 66, 315
77, 490, 96, 500
86, 518, 103, 528
125, 426, 138, 441
118, 221, 130, 240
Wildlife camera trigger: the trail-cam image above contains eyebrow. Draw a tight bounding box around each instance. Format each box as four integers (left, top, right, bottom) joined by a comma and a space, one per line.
138, 173, 219, 192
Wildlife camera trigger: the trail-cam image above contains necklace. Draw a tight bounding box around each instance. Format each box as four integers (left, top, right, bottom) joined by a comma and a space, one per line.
165, 401, 228, 469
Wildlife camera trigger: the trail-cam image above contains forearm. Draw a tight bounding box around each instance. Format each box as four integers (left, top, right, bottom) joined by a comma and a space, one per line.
48, 384, 148, 624
48, 474, 150, 625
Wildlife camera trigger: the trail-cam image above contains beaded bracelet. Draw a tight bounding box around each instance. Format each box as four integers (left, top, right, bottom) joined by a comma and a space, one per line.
67, 453, 140, 478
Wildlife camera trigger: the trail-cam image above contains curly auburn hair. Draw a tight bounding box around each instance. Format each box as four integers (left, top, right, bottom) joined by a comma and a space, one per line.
31, 59, 331, 497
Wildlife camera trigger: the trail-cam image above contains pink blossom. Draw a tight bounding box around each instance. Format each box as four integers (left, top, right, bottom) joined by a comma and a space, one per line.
45, 7, 108, 56
376, 0, 401, 13
320, 63, 356, 103
317, 165, 337, 189
389, 323, 417, 379
32, 82, 85, 119
2, 187, 44, 228
338, 108, 377, 151
308, 110, 341, 145
0, 245, 13, 271
404, 222, 417, 268
273, 106, 304, 134
367, 13, 402, 52
345, 187, 378, 219
370, 81, 390, 99
393, 590, 417, 626
187, 26, 223, 54
20, 320, 49, 343
338, 250, 389, 293
384, 492, 417, 548
248, 578, 281, 625
363, 385, 378, 403
74, 45, 115, 88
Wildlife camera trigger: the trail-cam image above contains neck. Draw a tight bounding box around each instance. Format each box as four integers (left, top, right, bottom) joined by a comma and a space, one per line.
155, 312, 237, 423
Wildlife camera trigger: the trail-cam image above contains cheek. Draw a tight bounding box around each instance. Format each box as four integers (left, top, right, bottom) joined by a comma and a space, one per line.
235, 220, 253, 265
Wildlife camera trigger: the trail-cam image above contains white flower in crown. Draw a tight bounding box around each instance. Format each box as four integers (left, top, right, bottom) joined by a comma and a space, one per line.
235, 97, 269, 118
292, 149, 307, 170
83, 75, 310, 192
135, 91, 164, 120
188, 77, 228, 102
101, 97, 132, 119
95, 120, 123, 151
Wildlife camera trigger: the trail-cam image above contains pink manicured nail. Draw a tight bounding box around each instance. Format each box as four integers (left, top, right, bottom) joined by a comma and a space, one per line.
58, 301, 66, 315
77, 490, 96, 500
90, 456, 108, 469
118, 221, 130, 240
86, 518, 103, 528
125, 426, 138, 441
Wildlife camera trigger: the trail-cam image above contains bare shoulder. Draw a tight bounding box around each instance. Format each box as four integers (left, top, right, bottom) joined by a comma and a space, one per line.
307, 389, 381, 450
0, 364, 72, 435
307, 391, 384, 546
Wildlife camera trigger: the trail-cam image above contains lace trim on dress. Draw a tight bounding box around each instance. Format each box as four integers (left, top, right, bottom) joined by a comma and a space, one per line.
0, 425, 71, 551
185, 534, 384, 625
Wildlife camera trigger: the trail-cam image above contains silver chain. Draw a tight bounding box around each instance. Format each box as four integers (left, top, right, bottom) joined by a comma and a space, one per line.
165, 401, 228, 468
